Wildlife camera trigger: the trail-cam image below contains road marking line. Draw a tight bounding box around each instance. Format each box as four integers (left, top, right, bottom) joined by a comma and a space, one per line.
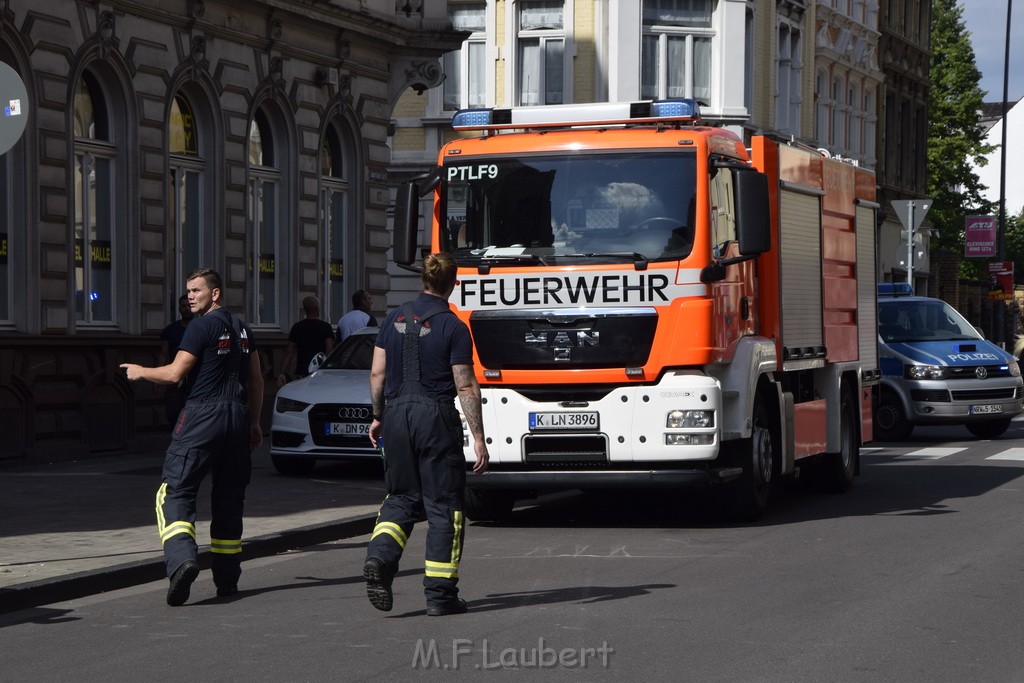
986, 448, 1024, 461
901, 447, 966, 459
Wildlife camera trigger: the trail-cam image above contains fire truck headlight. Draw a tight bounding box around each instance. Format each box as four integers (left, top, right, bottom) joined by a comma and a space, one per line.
665, 434, 715, 446
666, 410, 714, 429
907, 365, 946, 380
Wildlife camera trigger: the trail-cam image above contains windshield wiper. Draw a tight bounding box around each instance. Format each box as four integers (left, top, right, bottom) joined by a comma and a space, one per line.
475, 253, 548, 273
555, 252, 649, 270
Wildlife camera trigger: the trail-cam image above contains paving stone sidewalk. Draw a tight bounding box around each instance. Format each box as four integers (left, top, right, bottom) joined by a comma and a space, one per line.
0, 442, 384, 614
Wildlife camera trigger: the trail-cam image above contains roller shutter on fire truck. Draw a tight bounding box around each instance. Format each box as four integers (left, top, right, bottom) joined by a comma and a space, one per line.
778, 185, 824, 353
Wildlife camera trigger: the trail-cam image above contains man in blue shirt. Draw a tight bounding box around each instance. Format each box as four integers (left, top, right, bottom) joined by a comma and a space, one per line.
122, 268, 264, 606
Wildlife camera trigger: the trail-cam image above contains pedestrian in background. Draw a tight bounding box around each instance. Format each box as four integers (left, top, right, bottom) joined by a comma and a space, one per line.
159, 294, 194, 427
121, 268, 263, 606
277, 295, 335, 388
337, 289, 377, 343
363, 252, 488, 617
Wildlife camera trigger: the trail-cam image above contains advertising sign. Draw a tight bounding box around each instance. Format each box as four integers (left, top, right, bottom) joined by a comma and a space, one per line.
965, 216, 997, 257
988, 261, 1014, 300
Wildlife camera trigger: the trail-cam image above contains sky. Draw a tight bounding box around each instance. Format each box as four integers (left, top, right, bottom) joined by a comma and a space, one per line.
960, 0, 1024, 103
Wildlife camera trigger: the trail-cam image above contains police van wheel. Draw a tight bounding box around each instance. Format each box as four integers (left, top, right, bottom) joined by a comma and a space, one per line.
464, 488, 515, 522
966, 418, 1012, 439
873, 389, 913, 441
271, 455, 317, 476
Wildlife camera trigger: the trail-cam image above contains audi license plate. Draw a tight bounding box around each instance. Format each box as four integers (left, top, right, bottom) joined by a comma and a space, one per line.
969, 404, 1003, 415
529, 411, 599, 431
325, 422, 370, 436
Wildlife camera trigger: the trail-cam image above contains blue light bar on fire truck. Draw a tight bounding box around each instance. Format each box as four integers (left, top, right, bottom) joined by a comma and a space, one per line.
451, 98, 701, 131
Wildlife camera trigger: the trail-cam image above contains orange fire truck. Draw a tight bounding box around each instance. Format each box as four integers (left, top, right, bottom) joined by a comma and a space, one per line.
392, 100, 878, 521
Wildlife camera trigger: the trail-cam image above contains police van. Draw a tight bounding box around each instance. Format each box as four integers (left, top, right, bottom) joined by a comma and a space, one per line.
875, 283, 1023, 440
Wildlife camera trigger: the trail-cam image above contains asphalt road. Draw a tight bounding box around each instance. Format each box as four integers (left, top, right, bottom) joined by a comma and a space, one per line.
4, 419, 1024, 680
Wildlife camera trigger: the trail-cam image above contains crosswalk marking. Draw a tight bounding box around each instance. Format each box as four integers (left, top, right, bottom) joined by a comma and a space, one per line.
901, 447, 967, 459
986, 448, 1024, 462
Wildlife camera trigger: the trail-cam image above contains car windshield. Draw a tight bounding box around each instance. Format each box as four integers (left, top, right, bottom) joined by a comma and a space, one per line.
320, 332, 377, 370
440, 151, 697, 266
878, 299, 982, 343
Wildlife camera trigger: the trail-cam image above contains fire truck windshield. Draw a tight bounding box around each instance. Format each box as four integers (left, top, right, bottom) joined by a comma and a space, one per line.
440, 151, 697, 266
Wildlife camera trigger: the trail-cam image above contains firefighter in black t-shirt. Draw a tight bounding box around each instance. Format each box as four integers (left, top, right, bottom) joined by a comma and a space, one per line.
363, 252, 489, 616
122, 268, 264, 606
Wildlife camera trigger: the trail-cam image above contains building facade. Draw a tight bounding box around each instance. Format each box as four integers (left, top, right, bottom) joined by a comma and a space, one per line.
0, 0, 463, 462
388, 0, 885, 299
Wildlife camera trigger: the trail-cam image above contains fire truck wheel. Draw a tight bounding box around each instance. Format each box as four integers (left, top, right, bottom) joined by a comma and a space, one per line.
873, 388, 913, 441
816, 392, 858, 493
723, 399, 776, 522
966, 418, 1012, 439
464, 487, 515, 522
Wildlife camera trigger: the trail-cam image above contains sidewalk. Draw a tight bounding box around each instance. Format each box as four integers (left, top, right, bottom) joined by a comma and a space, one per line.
0, 442, 385, 615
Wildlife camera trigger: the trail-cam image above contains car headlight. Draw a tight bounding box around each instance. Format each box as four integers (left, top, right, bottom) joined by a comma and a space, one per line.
666, 410, 714, 429
276, 396, 310, 413
1008, 360, 1021, 378
906, 365, 946, 380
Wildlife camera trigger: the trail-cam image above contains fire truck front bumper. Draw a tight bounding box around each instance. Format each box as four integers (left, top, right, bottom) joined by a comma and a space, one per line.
465, 465, 743, 491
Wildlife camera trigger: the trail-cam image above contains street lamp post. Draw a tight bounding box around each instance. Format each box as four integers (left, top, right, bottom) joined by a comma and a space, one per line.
995, 0, 1012, 347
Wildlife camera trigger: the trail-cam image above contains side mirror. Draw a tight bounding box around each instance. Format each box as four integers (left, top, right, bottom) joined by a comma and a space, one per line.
392, 168, 443, 267
307, 352, 327, 374
733, 169, 771, 256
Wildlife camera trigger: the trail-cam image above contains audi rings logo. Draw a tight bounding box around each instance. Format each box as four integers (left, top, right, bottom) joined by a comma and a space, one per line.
976, 366, 988, 380
337, 406, 371, 420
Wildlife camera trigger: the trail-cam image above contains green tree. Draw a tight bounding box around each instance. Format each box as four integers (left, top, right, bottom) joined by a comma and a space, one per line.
927, 0, 996, 279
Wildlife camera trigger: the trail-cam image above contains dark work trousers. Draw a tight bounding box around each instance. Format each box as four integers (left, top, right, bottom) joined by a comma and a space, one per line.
157, 314, 252, 590
366, 304, 467, 606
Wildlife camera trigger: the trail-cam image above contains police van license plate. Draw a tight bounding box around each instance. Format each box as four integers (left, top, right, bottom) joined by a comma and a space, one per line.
325, 422, 370, 435
529, 412, 599, 431
969, 404, 1002, 415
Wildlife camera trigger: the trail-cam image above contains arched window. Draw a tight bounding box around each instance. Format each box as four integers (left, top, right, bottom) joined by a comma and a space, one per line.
73, 70, 116, 324
247, 107, 284, 326
320, 122, 353, 326
168, 92, 209, 298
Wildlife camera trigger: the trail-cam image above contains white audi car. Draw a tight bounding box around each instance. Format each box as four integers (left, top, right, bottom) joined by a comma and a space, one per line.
270, 327, 378, 475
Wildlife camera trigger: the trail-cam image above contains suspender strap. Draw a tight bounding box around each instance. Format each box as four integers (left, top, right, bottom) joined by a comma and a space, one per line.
400, 302, 452, 387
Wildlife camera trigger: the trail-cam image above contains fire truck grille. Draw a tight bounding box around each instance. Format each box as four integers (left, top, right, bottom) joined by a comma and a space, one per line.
523, 434, 608, 465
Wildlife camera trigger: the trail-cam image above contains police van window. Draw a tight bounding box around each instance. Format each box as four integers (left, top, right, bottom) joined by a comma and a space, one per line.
709, 162, 737, 256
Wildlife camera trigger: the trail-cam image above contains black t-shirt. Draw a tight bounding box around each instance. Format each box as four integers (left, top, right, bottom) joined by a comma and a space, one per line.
376, 293, 473, 399
160, 320, 188, 357
178, 310, 255, 400
287, 318, 335, 376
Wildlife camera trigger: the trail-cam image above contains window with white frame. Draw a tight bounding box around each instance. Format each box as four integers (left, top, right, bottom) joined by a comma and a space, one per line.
641, 0, 713, 103
248, 109, 282, 326
815, 69, 829, 146
830, 75, 845, 150
848, 81, 861, 157
863, 87, 877, 165
517, 0, 565, 106
168, 92, 208, 299
775, 17, 802, 134
443, 2, 487, 111
73, 70, 116, 325
320, 121, 352, 325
